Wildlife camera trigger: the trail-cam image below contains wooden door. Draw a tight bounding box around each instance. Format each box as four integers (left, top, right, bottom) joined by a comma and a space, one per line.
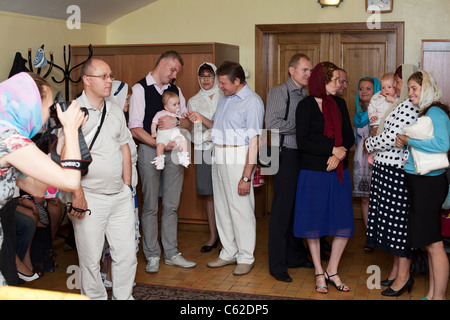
422, 40, 450, 105
255, 23, 404, 215
71, 43, 239, 223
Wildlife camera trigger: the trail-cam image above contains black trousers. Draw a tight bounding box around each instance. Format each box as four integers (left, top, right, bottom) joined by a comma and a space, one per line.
0, 198, 18, 285
268, 148, 309, 274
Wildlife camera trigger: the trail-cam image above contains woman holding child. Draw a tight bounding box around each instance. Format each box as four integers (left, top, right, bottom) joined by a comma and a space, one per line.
364, 64, 419, 297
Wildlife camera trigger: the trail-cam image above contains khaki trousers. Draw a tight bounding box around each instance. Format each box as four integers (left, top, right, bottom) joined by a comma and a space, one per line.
71, 186, 137, 300
212, 145, 256, 265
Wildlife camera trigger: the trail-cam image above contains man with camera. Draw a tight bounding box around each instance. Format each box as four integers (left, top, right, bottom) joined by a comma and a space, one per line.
67, 58, 137, 300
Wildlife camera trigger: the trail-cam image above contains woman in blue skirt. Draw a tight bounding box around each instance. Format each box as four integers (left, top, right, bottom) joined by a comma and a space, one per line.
294, 62, 355, 293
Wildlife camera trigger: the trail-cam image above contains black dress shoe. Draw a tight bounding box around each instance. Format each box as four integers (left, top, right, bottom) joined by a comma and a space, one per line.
201, 239, 219, 253
270, 272, 292, 282
381, 277, 414, 297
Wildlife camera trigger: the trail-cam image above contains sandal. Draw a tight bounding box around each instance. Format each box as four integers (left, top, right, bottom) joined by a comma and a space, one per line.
315, 274, 328, 294
325, 271, 350, 292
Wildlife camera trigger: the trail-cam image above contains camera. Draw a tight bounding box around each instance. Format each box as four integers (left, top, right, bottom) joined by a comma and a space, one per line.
49, 91, 88, 129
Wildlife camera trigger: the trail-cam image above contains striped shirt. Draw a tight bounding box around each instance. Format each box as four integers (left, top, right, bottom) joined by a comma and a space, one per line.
265, 77, 308, 149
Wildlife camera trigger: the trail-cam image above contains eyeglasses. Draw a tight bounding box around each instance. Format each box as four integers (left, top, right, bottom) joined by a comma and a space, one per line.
86, 74, 115, 81
199, 75, 215, 79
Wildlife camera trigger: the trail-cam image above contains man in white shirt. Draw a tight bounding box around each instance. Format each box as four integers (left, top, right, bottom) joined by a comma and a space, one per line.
201, 61, 264, 276
128, 51, 196, 274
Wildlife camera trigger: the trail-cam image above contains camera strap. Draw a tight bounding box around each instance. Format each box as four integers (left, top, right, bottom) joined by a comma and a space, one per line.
50, 127, 92, 175
50, 101, 107, 176
88, 101, 106, 150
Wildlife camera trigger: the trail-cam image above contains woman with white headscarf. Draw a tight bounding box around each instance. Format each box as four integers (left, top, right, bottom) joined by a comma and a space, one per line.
396, 71, 450, 300
186, 63, 222, 252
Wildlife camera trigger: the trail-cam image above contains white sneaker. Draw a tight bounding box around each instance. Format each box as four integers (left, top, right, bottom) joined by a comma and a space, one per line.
178, 152, 190, 168
165, 252, 196, 268
151, 155, 165, 170
145, 256, 160, 273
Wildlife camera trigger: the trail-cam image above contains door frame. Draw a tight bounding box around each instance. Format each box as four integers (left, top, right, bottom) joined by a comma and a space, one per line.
255, 22, 404, 103
254, 22, 404, 215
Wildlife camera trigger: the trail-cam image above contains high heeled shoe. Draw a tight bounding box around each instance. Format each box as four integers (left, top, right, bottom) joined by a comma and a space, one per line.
325, 271, 350, 292
314, 274, 328, 294
381, 277, 414, 297
201, 238, 219, 253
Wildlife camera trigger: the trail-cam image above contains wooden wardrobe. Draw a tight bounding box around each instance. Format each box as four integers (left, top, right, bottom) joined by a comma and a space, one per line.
71, 43, 239, 223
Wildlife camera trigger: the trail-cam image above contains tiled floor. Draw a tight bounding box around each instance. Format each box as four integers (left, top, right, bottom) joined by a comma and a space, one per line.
22, 210, 450, 300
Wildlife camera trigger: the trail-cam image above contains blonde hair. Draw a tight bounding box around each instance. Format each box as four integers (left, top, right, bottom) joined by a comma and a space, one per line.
380, 72, 394, 82
161, 91, 179, 107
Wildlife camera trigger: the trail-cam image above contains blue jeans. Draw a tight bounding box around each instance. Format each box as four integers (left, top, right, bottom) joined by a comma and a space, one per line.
15, 211, 36, 260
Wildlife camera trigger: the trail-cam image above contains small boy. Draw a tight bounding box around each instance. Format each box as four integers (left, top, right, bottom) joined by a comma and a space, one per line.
367, 72, 397, 164
151, 91, 190, 170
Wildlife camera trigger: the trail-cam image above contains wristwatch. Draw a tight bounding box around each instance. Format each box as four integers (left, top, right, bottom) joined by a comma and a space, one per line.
176, 117, 180, 126
241, 176, 250, 182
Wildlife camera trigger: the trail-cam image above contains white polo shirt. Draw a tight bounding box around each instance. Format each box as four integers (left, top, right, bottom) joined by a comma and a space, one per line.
76, 91, 129, 194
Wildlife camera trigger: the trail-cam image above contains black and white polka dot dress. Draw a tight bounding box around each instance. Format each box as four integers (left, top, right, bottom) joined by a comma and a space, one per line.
364, 99, 419, 258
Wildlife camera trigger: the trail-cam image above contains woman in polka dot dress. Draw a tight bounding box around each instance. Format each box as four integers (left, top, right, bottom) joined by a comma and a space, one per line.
364, 64, 419, 297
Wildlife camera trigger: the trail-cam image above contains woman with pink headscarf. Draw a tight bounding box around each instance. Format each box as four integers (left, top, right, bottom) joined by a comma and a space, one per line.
0, 72, 85, 285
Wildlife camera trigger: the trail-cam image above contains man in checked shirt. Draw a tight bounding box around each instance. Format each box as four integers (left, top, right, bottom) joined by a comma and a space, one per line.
266, 54, 314, 282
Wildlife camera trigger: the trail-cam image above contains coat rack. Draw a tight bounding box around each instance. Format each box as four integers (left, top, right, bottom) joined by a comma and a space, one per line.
28, 44, 93, 101
27, 45, 54, 78
51, 44, 93, 101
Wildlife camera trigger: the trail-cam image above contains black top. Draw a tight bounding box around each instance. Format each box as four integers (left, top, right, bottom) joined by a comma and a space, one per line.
295, 95, 355, 172
137, 78, 179, 135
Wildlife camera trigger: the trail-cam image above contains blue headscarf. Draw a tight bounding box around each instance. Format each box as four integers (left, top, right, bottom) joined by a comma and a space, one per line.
0, 72, 43, 139
353, 76, 381, 128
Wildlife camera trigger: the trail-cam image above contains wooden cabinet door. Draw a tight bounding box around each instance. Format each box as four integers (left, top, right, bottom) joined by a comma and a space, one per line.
422, 40, 450, 105
256, 23, 404, 215
71, 43, 239, 224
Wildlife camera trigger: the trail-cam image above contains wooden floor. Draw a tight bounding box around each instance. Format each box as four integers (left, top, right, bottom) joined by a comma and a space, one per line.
22, 209, 450, 300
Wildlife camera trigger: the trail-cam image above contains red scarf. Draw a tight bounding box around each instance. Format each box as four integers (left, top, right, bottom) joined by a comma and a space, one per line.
308, 63, 344, 183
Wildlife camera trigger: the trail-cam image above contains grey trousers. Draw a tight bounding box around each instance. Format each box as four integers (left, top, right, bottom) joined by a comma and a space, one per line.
137, 144, 184, 260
